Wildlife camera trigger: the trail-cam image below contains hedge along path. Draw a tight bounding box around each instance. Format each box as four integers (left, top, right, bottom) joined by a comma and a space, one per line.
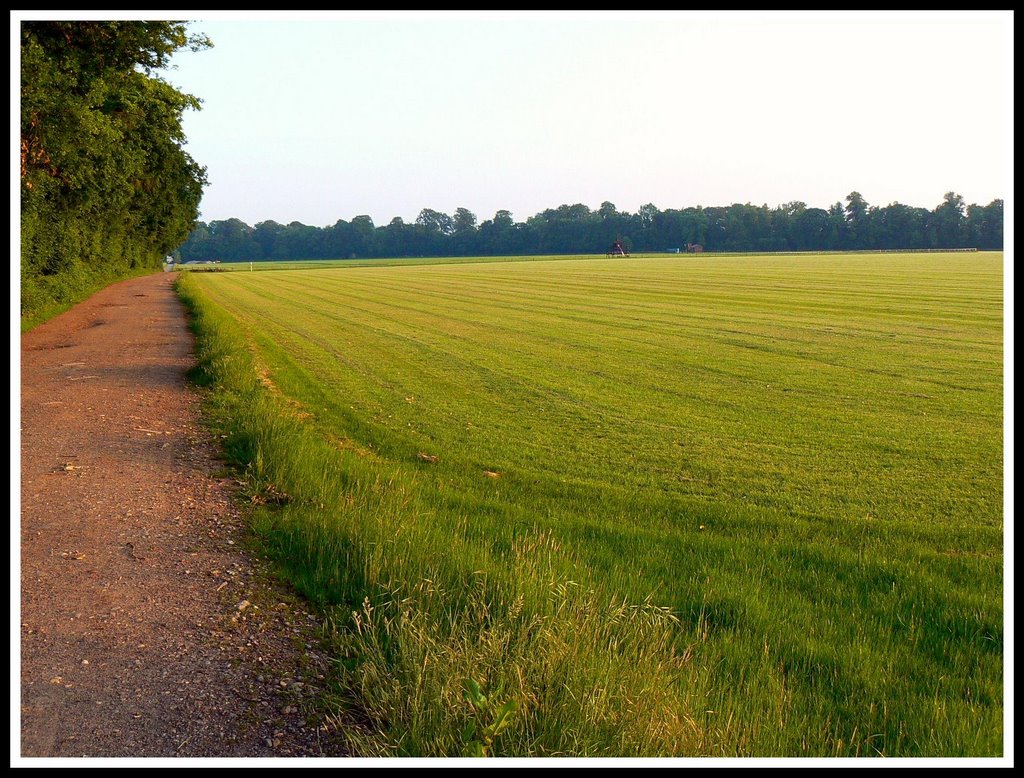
18, 272, 338, 758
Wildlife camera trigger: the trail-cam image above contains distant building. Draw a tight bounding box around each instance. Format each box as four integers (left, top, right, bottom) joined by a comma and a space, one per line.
608, 240, 629, 257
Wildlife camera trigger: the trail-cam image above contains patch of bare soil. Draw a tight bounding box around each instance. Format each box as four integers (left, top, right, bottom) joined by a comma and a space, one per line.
19, 273, 346, 758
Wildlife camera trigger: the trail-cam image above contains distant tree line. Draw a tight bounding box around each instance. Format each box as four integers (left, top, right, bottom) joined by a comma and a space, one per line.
178, 192, 1002, 263
20, 21, 210, 322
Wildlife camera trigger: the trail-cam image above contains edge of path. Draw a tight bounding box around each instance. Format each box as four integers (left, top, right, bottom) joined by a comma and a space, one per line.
18, 271, 347, 759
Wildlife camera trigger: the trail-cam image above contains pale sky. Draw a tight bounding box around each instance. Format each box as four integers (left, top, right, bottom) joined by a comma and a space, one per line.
13, 10, 1013, 229
146, 10, 1011, 228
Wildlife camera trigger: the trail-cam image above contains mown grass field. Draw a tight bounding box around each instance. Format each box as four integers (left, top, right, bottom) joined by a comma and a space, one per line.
177, 252, 1004, 757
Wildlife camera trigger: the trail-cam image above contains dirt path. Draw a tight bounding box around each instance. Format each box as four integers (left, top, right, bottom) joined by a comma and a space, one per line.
19, 272, 343, 758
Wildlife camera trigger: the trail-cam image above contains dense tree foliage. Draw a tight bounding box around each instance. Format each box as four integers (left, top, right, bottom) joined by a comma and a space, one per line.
20, 21, 210, 322
177, 192, 1002, 264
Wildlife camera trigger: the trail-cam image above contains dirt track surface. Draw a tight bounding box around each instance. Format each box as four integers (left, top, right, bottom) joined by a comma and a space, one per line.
19, 273, 342, 759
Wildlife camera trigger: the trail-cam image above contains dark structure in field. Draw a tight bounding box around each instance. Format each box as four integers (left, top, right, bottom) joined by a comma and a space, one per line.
686, 242, 704, 253
608, 239, 629, 257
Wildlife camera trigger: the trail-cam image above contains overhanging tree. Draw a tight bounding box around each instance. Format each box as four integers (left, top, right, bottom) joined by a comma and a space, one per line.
21, 20, 210, 322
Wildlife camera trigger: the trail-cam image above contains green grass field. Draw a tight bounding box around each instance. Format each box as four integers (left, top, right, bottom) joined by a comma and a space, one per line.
177, 252, 1004, 757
